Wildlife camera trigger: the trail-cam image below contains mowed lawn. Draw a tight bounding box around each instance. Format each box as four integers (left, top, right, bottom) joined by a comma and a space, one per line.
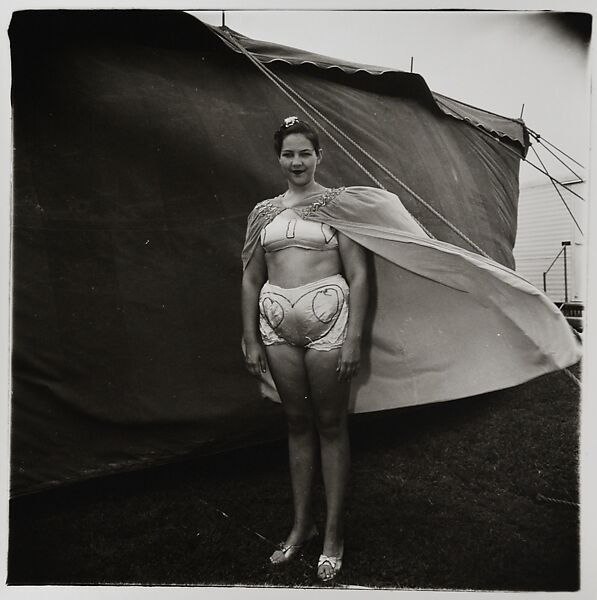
8, 365, 581, 590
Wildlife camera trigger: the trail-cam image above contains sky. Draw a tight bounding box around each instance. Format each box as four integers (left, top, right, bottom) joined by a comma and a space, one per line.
191, 9, 591, 188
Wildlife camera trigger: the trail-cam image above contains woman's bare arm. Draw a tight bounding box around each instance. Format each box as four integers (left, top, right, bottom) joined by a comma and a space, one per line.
337, 233, 369, 382
241, 244, 268, 375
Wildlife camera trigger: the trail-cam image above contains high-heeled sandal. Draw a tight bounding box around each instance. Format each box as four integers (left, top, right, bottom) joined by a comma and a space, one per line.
269, 527, 319, 565
317, 546, 344, 582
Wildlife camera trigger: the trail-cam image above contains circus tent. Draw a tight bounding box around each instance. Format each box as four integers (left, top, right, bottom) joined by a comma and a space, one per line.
10, 9, 557, 496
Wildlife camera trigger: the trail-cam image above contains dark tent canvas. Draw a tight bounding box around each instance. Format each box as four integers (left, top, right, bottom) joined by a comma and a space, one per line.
10, 10, 535, 497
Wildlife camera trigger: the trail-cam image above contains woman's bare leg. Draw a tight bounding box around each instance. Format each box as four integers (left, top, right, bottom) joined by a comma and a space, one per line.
305, 347, 350, 573
265, 344, 318, 557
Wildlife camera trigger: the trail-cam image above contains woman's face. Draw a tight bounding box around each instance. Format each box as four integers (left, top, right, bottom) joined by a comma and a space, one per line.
278, 133, 321, 187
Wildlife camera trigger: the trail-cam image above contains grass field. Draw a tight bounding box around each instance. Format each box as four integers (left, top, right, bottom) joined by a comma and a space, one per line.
8, 365, 580, 590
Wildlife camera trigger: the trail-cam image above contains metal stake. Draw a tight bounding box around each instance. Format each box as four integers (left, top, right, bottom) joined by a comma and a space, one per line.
562, 243, 569, 303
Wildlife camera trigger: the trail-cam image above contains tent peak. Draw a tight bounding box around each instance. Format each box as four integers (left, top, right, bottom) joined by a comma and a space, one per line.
202, 20, 529, 154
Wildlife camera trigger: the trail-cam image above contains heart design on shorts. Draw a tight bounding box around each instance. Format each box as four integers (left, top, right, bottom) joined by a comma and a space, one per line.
261, 297, 285, 330
312, 288, 341, 324
261, 284, 346, 343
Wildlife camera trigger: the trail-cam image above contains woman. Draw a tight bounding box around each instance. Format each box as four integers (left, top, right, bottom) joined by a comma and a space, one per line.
241, 116, 582, 583
241, 116, 368, 582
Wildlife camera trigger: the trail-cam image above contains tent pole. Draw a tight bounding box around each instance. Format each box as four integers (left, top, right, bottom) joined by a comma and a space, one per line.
410, 57, 414, 72
562, 242, 570, 303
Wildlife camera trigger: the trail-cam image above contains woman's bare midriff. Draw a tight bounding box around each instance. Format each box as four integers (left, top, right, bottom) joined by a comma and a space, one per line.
265, 247, 343, 288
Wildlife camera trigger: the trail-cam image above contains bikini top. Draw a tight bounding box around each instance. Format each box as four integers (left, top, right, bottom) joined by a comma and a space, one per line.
260, 208, 338, 253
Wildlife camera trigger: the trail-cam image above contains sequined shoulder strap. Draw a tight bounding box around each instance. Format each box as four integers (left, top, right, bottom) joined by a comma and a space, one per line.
250, 197, 285, 227
299, 187, 345, 219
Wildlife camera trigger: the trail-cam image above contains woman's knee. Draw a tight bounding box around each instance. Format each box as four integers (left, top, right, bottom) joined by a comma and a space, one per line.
286, 412, 315, 437
315, 410, 347, 440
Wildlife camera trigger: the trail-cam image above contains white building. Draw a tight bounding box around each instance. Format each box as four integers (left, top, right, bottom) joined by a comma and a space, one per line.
513, 178, 586, 304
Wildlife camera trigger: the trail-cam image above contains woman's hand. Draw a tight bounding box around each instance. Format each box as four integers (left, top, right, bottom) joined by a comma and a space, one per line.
336, 339, 361, 382
244, 339, 268, 377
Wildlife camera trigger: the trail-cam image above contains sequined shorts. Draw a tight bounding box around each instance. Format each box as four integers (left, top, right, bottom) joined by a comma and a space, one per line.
259, 274, 349, 351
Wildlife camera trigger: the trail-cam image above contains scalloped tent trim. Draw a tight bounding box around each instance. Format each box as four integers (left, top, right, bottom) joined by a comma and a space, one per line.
205, 22, 530, 155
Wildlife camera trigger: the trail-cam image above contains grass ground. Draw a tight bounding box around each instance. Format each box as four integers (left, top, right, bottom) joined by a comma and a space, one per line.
8, 366, 580, 590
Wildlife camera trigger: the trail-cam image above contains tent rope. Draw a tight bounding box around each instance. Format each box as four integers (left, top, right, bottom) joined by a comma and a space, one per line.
527, 128, 585, 169
433, 101, 586, 205
438, 104, 587, 388
217, 27, 583, 387
536, 493, 579, 508
218, 30, 436, 239
522, 157, 585, 202
213, 35, 385, 192
530, 135, 584, 184
262, 71, 501, 254
195, 495, 316, 570
563, 367, 581, 387
530, 145, 584, 235
218, 27, 499, 257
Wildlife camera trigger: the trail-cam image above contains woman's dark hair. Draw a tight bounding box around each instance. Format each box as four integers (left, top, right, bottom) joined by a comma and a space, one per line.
273, 117, 321, 156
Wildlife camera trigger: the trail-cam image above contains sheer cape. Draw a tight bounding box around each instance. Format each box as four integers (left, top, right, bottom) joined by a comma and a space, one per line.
242, 186, 581, 412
